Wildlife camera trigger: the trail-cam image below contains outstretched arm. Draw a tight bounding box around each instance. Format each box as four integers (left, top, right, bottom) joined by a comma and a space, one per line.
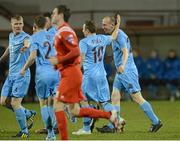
20, 50, 37, 75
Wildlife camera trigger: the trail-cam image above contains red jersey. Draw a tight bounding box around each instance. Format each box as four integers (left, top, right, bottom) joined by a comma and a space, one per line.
54, 22, 81, 70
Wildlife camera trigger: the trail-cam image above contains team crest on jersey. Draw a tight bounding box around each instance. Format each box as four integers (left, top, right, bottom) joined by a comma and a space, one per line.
66, 34, 75, 45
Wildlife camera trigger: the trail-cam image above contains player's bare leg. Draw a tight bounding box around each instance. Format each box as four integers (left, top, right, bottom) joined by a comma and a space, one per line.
131, 92, 162, 132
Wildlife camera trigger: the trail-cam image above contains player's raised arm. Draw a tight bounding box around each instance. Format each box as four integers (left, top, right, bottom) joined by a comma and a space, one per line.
0, 47, 9, 63
111, 14, 121, 41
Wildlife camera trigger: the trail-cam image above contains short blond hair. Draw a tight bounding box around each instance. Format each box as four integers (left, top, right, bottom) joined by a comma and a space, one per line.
11, 15, 23, 21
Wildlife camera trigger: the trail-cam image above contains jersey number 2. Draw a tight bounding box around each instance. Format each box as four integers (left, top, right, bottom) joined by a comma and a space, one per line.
43, 41, 51, 59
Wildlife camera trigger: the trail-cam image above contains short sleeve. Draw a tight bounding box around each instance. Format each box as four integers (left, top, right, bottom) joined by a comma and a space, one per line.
116, 34, 127, 49
102, 35, 112, 46
29, 37, 38, 52
61, 31, 78, 48
79, 40, 87, 54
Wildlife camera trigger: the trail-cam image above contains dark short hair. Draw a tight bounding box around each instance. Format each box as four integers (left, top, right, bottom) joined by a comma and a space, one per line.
56, 5, 71, 22
84, 20, 96, 33
43, 12, 51, 19
11, 15, 23, 21
34, 15, 46, 28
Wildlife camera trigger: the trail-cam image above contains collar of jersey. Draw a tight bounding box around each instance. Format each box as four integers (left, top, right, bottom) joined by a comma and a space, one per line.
58, 22, 69, 29
12, 31, 24, 38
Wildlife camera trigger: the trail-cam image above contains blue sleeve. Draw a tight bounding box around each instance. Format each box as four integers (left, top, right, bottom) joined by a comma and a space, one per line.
23, 32, 31, 40
29, 37, 38, 52
79, 40, 87, 54
102, 35, 112, 46
116, 34, 127, 50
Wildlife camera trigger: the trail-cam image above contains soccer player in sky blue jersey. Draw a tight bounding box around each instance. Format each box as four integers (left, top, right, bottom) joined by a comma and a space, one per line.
98, 16, 162, 133
20, 16, 59, 140
73, 16, 126, 135
32, 12, 59, 135
0, 15, 36, 138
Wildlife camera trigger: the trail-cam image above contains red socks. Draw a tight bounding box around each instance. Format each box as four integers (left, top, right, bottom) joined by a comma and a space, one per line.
55, 108, 111, 140
78, 107, 111, 119
55, 111, 68, 140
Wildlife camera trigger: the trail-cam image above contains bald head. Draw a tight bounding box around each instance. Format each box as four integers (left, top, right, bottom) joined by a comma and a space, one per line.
102, 16, 116, 34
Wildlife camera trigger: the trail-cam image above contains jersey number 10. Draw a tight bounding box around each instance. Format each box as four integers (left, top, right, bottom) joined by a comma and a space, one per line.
92, 46, 104, 63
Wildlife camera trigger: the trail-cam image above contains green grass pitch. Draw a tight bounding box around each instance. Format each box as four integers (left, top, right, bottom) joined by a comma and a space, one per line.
0, 101, 180, 140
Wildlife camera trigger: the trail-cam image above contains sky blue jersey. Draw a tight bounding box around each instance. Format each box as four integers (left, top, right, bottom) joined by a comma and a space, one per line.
112, 29, 138, 73
80, 34, 112, 77
8, 31, 30, 76
30, 30, 56, 70
48, 26, 57, 38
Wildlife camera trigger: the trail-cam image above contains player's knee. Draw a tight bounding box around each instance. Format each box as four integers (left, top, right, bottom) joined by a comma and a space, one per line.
131, 91, 145, 104
70, 109, 77, 116
69, 104, 80, 116
54, 100, 64, 112
111, 95, 118, 104
0, 97, 7, 106
54, 104, 62, 112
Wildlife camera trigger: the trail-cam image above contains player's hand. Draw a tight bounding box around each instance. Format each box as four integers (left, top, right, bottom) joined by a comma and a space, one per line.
117, 65, 125, 73
116, 14, 121, 26
20, 46, 28, 53
48, 56, 58, 65
20, 68, 26, 76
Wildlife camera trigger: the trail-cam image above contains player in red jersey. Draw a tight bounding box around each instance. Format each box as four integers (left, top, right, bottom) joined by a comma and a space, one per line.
48, 5, 118, 140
